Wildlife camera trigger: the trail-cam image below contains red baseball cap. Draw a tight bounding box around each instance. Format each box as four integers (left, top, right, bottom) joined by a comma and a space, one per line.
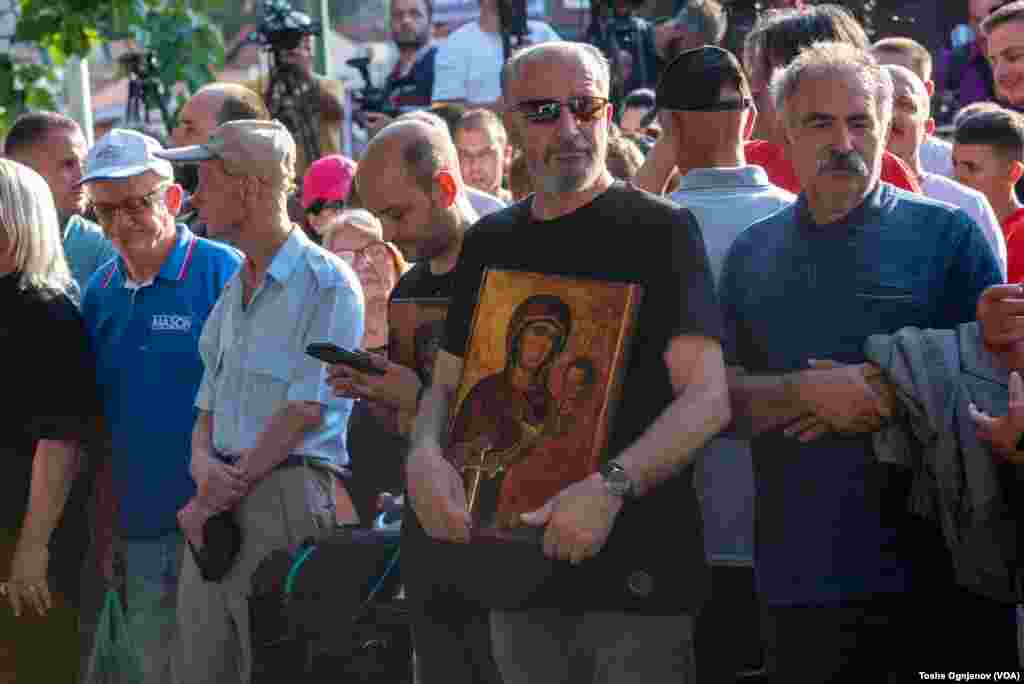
302, 154, 356, 210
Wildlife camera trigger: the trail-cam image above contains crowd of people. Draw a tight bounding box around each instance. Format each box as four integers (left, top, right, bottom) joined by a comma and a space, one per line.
4, 0, 1024, 682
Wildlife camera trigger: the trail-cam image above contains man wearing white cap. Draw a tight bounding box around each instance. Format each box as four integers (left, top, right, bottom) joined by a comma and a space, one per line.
77, 128, 243, 683
158, 119, 364, 683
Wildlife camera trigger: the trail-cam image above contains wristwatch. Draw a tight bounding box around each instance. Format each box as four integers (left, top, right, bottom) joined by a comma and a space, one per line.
599, 459, 636, 501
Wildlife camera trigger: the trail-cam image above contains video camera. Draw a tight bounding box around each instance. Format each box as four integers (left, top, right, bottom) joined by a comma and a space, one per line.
249, 0, 320, 57
346, 56, 399, 120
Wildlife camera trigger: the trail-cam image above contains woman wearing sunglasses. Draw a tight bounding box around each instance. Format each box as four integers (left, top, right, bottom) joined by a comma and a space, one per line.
302, 154, 357, 236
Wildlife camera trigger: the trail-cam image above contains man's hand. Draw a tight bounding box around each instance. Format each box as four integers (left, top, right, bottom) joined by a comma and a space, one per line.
4, 542, 52, 617
520, 474, 622, 565
969, 370, 1024, 463
327, 351, 422, 411
787, 360, 893, 438
177, 499, 213, 551
406, 440, 472, 543
978, 284, 1024, 351
195, 455, 248, 513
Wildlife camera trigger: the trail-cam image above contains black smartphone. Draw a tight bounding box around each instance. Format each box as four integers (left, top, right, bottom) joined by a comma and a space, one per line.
306, 342, 386, 375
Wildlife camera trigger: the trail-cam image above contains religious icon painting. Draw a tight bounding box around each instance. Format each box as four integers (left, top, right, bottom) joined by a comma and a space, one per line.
387, 298, 449, 385
445, 268, 642, 538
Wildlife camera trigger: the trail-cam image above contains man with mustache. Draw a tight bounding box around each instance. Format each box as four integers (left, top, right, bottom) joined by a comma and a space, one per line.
882, 64, 1007, 276
721, 42, 1002, 680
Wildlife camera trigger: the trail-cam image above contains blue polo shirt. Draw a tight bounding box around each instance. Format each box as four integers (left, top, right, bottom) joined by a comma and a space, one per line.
720, 182, 1001, 606
82, 225, 242, 539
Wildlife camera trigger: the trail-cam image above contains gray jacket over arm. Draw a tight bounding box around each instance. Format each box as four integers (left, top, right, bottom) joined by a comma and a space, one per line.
866, 323, 1018, 603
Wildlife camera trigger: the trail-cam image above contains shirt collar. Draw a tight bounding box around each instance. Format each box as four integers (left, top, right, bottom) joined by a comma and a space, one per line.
795, 181, 888, 233
263, 226, 308, 284
392, 41, 435, 80
156, 224, 199, 282
678, 165, 774, 192
108, 224, 197, 288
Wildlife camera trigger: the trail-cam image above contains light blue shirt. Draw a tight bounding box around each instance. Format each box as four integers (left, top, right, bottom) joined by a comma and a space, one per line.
669, 165, 795, 567
63, 214, 117, 297
196, 227, 364, 470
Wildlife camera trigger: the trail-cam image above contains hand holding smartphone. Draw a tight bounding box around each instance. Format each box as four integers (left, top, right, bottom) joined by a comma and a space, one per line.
306, 342, 387, 376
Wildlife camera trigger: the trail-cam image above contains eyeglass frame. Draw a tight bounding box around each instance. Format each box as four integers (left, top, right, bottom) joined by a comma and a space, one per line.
90, 183, 171, 225
512, 96, 611, 125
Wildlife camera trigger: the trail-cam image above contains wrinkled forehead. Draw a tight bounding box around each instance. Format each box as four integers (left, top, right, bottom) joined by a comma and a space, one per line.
511, 53, 606, 101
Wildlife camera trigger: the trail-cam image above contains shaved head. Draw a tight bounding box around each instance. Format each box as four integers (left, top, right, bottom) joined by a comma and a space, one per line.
358, 120, 462, 194
355, 119, 468, 263
884, 63, 929, 113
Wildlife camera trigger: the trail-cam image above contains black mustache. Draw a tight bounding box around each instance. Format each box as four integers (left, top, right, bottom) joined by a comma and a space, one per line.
817, 150, 869, 175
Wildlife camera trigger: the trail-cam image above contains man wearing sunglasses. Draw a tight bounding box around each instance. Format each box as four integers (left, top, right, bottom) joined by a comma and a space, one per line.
408, 41, 729, 683
77, 129, 242, 683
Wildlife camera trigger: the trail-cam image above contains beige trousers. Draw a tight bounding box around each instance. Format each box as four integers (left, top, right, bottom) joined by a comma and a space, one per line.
176, 464, 356, 684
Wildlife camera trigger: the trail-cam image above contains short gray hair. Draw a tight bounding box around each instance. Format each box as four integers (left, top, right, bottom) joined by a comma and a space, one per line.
501, 41, 610, 101
771, 41, 893, 131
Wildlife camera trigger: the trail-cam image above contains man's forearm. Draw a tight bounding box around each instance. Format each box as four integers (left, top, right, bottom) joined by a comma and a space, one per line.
240, 401, 324, 482
729, 371, 807, 438
18, 440, 81, 547
410, 383, 452, 450
191, 410, 214, 483
615, 379, 731, 497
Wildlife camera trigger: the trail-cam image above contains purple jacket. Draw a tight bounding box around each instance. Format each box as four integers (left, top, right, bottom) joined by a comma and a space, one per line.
935, 41, 995, 110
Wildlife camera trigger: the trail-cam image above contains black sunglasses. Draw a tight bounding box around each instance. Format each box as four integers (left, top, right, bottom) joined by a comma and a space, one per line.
514, 96, 610, 124
306, 199, 345, 216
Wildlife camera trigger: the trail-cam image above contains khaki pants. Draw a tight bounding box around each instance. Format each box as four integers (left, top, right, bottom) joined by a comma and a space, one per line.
176, 464, 350, 684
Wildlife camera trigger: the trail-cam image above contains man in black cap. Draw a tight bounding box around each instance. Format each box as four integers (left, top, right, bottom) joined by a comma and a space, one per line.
657, 44, 795, 682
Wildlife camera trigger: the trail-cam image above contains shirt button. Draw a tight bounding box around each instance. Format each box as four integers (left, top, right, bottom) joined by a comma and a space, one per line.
140, 345, 148, 350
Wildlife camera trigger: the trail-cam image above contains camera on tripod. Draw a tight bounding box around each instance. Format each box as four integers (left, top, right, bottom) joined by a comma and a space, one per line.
346, 55, 399, 120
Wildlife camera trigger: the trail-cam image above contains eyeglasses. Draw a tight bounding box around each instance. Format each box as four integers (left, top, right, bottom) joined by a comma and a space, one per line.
91, 185, 168, 225
513, 96, 610, 124
665, 98, 752, 113
306, 199, 346, 217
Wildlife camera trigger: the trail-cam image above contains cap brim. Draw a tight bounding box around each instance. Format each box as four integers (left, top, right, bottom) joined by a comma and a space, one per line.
77, 163, 169, 186
154, 144, 217, 164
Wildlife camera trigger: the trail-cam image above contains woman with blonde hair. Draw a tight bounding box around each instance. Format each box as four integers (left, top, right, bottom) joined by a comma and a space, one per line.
0, 159, 103, 682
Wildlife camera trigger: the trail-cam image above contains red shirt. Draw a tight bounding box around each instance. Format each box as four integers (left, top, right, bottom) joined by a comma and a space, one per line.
744, 140, 922, 194
1003, 208, 1024, 284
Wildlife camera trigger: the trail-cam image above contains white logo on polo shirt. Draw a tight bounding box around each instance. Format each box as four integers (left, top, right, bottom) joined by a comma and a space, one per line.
151, 314, 193, 333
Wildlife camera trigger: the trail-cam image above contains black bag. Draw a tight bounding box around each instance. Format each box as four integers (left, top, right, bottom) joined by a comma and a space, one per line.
186, 510, 242, 582
250, 526, 411, 683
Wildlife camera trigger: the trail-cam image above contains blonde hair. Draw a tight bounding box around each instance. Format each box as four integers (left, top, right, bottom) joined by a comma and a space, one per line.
321, 208, 383, 242
0, 159, 73, 294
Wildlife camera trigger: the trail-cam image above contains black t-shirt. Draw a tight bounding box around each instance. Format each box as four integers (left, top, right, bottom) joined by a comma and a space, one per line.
390, 260, 457, 301
443, 182, 722, 613
0, 274, 103, 599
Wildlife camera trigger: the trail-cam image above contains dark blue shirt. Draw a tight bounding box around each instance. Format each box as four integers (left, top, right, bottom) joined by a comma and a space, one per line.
82, 226, 242, 538
386, 45, 437, 113
720, 182, 1001, 606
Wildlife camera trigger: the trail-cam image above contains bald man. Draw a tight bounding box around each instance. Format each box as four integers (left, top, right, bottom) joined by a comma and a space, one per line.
171, 83, 269, 234
884, 63, 1007, 276
325, 120, 501, 684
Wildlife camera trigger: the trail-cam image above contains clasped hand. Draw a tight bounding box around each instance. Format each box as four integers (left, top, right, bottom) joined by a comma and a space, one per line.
784, 359, 895, 442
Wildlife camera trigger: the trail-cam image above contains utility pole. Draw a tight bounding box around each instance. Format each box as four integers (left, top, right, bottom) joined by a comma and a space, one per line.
64, 56, 95, 146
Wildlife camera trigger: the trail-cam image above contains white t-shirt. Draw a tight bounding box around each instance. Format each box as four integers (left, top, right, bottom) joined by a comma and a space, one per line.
921, 135, 955, 179
920, 171, 1008, 278
467, 187, 507, 218
432, 20, 561, 105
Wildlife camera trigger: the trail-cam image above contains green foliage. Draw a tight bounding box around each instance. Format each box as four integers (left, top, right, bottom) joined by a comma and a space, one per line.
0, 54, 60, 134
4, 0, 225, 137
